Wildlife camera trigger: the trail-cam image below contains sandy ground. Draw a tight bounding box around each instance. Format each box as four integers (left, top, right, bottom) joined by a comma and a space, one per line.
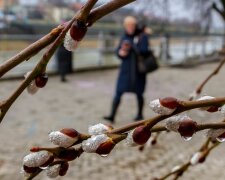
0, 63, 225, 180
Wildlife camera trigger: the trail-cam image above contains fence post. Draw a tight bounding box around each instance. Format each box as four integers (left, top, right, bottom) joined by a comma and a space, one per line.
98, 31, 104, 66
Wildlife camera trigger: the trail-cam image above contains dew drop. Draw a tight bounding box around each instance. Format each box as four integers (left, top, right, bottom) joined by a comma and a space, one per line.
181, 136, 192, 141
216, 137, 225, 143
40, 166, 48, 170
100, 154, 108, 157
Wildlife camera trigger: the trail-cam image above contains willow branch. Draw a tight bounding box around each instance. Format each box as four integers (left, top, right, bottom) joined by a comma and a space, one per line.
157, 142, 220, 180
0, 0, 134, 78
87, 0, 136, 26
108, 97, 225, 134
150, 122, 225, 133
0, 26, 63, 78
0, 0, 97, 78
0, 0, 99, 123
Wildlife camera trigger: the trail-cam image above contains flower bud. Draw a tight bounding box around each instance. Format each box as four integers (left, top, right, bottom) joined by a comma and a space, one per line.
46, 164, 60, 178
82, 134, 115, 155
64, 31, 79, 51
23, 151, 53, 168
55, 147, 80, 161
149, 98, 178, 115
70, 20, 87, 41
197, 96, 218, 112
165, 115, 182, 132
190, 152, 205, 165
24, 71, 39, 95
23, 165, 40, 174
166, 115, 197, 141
207, 129, 225, 142
35, 73, 48, 88
49, 128, 80, 148
159, 97, 180, 109
88, 123, 113, 135
46, 162, 69, 178
59, 161, 69, 176
178, 118, 197, 141
95, 138, 115, 156
27, 81, 39, 94
125, 125, 151, 146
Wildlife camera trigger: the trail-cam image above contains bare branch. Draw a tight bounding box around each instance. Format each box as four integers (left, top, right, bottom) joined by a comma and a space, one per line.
87, 0, 136, 25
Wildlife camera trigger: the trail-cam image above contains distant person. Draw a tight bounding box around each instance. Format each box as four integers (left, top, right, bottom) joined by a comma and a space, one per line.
104, 16, 150, 123
56, 44, 73, 82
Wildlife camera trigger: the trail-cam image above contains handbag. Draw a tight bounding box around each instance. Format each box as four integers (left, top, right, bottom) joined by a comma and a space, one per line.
138, 50, 159, 74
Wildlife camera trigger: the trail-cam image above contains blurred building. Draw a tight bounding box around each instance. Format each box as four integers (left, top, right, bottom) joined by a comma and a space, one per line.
0, 0, 18, 10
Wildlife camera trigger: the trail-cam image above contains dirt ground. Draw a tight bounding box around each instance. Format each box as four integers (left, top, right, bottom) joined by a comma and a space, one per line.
0, 63, 225, 180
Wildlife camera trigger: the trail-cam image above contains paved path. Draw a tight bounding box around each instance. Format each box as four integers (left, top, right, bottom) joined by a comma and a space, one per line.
0, 63, 224, 180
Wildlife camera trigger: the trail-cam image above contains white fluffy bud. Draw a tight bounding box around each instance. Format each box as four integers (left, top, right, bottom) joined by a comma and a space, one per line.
88, 123, 112, 135
165, 115, 182, 132
27, 81, 39, 94
125, 129, 137, 146
190, 152, 203, 165
82, 134, 110, 153
23, 151, 52, 168
149, 99, 176, 115
49, 131, 78, 148
46, 164, 60, 178
64, 32, 78, 51
24, 71, 39, 95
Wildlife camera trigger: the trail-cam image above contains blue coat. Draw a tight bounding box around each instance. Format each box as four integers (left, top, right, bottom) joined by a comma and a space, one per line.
116, 33, 149, 95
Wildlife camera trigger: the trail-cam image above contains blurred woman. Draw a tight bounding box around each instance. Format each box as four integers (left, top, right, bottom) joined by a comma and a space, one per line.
104, 16, 150, 123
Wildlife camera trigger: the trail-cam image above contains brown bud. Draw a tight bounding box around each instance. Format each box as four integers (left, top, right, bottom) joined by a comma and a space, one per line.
70, 20, 87, 41
133, 125, 151, 145
59, 162, 69, 176
178, 119, 197, 138
35, 73, 48, 88
56, 147, 81, 161
23, 165, 40, 174
159, 97, 179, 109
30, 146, 41, 152
207, 106, 219, 113
96, 139, 115, 155
60, 128, 80, 138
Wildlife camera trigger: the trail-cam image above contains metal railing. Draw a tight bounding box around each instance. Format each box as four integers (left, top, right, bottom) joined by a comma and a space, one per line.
0, 34, 223, 78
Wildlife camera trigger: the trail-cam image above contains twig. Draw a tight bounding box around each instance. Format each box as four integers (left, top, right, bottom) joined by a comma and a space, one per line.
190, 58, 225, 100
108, 97, 225, 134
157, 141, 220, 180
0, 0, 99, 123
0, 26, 63, 78
87, 0, 136, 26
0, 0, 135, 78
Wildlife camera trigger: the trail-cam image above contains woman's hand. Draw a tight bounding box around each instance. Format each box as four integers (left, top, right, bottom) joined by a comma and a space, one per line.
121, 40, 131, 51
119, 40, 131, 57
119, 49, 128, 57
